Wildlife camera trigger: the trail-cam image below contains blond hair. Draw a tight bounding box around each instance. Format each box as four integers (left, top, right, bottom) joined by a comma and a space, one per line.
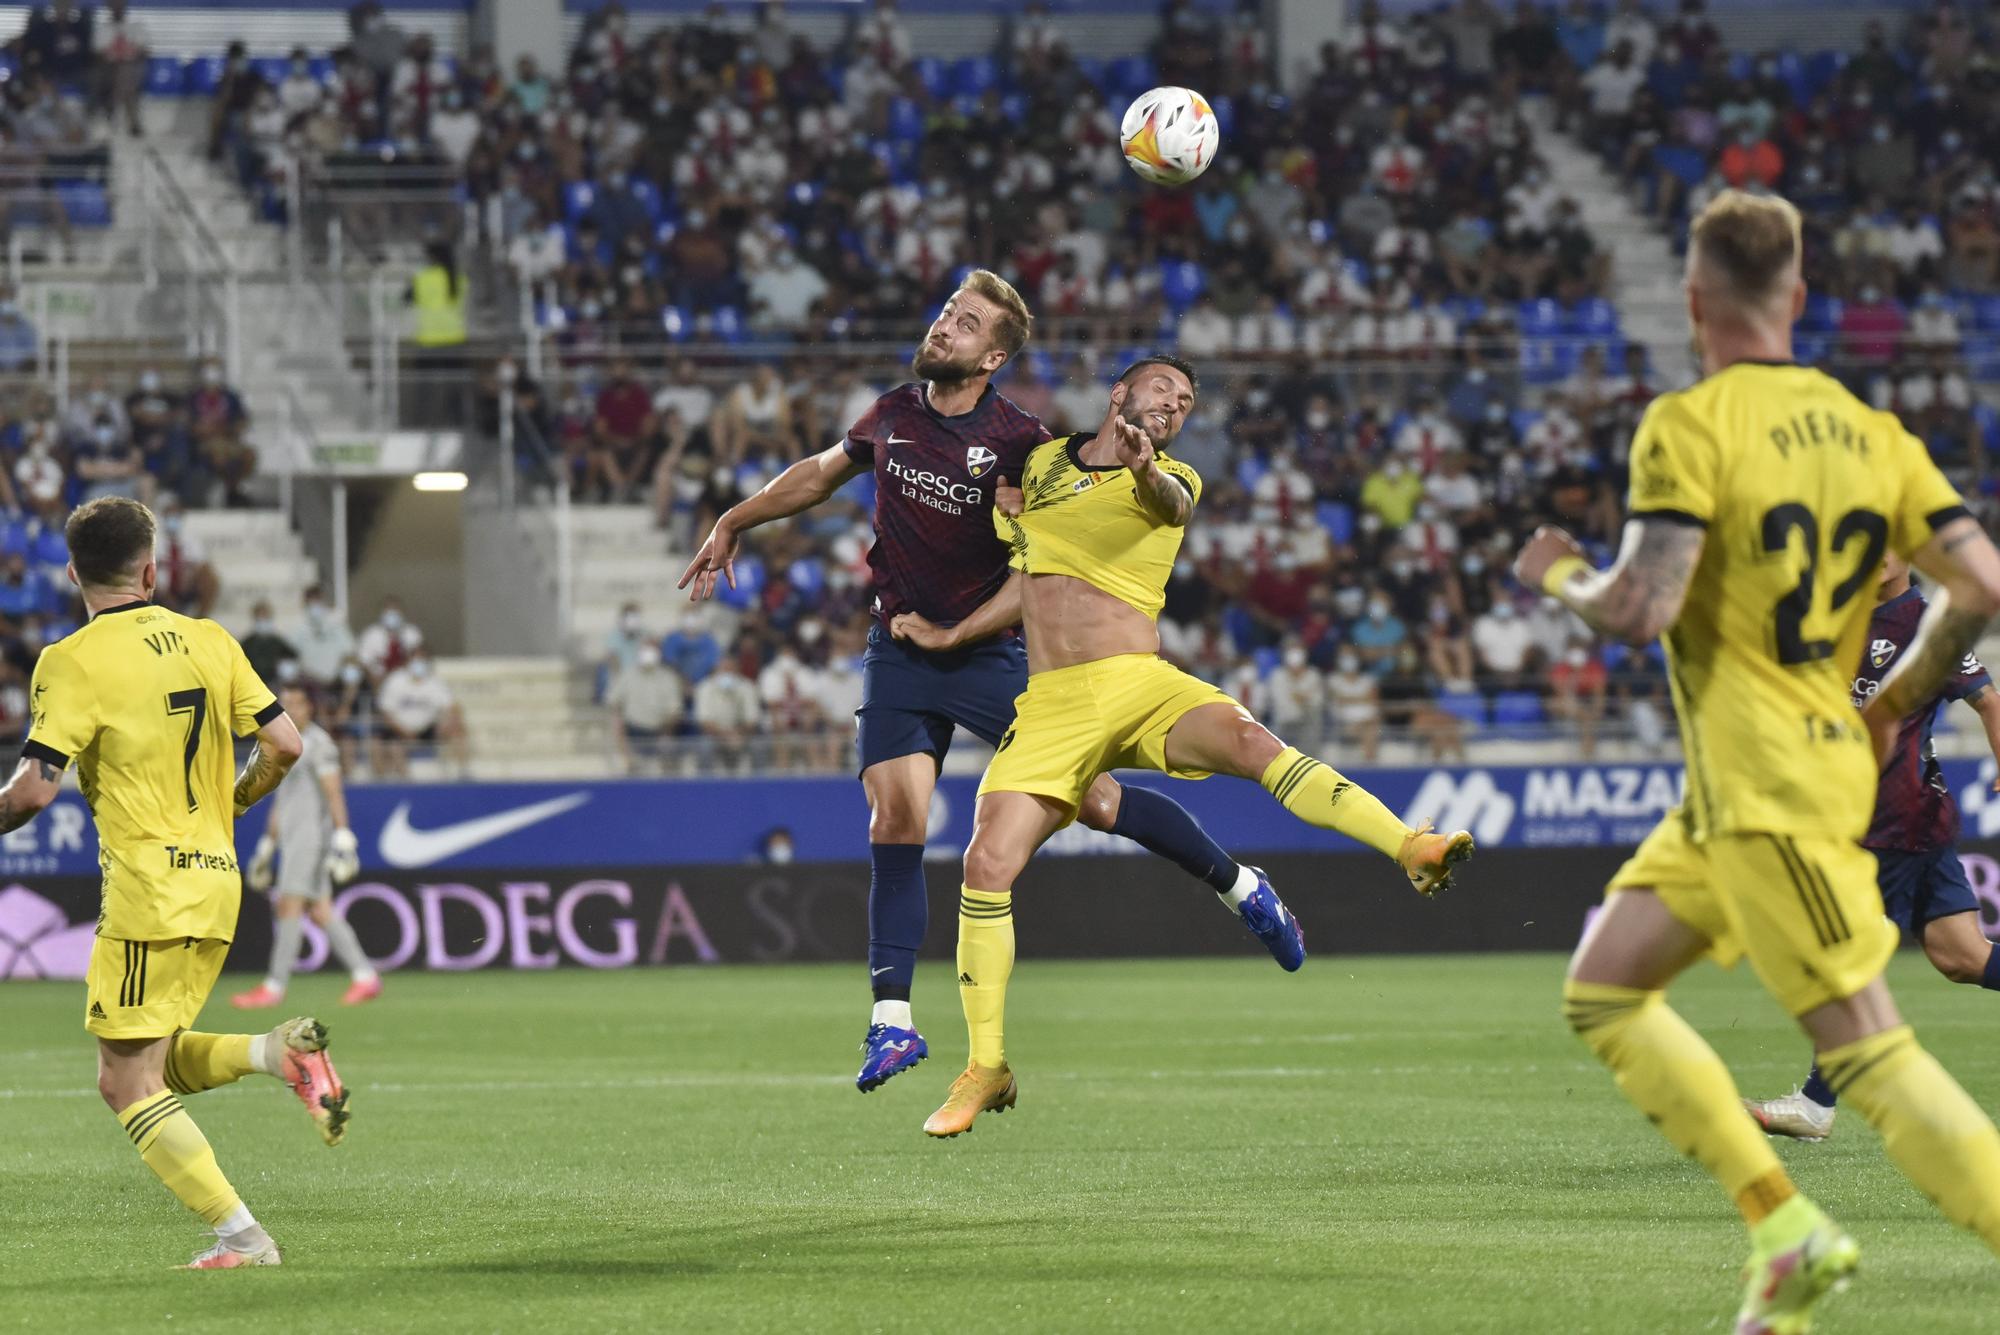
960, 268, 1034, 361
1688, 190, 1803, 305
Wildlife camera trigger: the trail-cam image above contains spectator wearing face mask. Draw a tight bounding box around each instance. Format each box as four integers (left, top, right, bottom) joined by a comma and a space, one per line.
1327, 649, 1383, 761
1547, 639, 1609, 757
239, 599, 299, 686
1471, 597, 1534, 688
322, 656, 376, 773
692, 651, 762, 774
1360, 455, 1423, 528
185, 360, 253, 503
608, 643, 685, 774
1262, 639, 1328, 741
604, 600, 649, 689
375, 649, 468, 776
357, 599, 424, 680
1348, 593, 1409, 677
290, 585, 355, 684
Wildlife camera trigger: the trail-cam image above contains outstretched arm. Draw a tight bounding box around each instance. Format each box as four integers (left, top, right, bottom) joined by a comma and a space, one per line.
0, 754, 61, 835
892, 572, 1024, 651
1514, 518, 1705, 647
1111, 420, 1192, 527
679, 442, 866, 600
234, 713, 304, 818
1866, 517, 2000, 761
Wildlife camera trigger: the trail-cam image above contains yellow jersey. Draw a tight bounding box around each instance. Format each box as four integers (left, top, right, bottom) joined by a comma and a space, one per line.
997, 434, 1203, 619
1627, 362, 1967, 841
24, 601, 281, 941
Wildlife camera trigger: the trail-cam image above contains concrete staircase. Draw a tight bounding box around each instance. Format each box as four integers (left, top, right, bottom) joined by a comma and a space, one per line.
180, 506, 318, 635
437, 656, 613, 781
547, 505, 746, 660
1527, 99, 1696, 389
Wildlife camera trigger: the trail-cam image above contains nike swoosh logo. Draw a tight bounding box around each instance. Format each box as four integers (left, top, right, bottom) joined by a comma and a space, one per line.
377, 793, 591, 868
887, 434, 915, 446
871, 966, 894, 976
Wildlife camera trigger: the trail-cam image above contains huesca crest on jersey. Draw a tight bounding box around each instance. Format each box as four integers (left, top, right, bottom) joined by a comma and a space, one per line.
1870, 639, 1897, 668
966, 445, 996, 479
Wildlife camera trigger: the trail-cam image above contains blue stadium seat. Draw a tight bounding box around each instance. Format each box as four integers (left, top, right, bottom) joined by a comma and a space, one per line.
1315, 500, 1354, 546
1517, 299, 1564, 338
143, 57, 185, 96
1726, 52, 1753, 81
886, 98, 925, 142
1651, 143, 1707, 188
1804, 50, 1845, 97
1159, 260, 1206, 312
949, 55, 999, 98
1435, 691, 1487, 726
1106, 55, 1155, 98
184, 56, 226, 96
913, 56, 948, 98
1567, 297, 1619, 338
1966, 335, 2000, 383
1234, 454, 1268, 493
1251, 646, 1281, 679
563, 180, 596, 224
823, 62, 845, 99
1793, 333, 1831, 366
628, 179, 664, 223
1073, 56, 1107, 89
309, 56, 335, 83
55, 182, 110, 227
715, 554, 765, 610
1972, 295, 2000, 333
1000, 92, 1029, 121
1209, 94, 1236, 136
251, 56, 291, 88
1519, 338, 1564, 386
1491, 691, 1546, 727
1510, 408, 1540, 438
786, 556, 826, 597
1442, 295, 1485, 325
1799, 293, 1843, 333
708, 306, 747, 343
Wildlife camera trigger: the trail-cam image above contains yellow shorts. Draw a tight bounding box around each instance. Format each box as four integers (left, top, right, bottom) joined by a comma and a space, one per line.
1608, 811, 1896, 1016
83, 936, 230, 1040
978, 653, 1238, 820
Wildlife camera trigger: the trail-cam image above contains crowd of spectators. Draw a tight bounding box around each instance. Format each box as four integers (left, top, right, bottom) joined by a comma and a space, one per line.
243, 587, 470, 777
1571, 0, 2000, 478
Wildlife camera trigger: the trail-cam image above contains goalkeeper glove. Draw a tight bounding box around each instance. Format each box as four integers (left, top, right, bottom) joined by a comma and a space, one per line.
324, 827, 361, 886
246, 835, 276, 893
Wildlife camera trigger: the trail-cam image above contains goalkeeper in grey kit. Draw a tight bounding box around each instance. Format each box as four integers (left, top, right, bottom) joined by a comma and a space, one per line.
230, 685, 382, 1008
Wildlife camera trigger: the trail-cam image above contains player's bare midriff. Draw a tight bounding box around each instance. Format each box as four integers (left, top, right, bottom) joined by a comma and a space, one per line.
1021, 571, 1159, 675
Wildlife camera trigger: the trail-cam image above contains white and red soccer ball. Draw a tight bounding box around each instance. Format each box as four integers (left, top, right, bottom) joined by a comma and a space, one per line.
1119, 86, 1220, 187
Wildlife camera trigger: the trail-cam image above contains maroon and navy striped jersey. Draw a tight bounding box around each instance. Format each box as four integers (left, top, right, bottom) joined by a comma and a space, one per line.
842, 382, 1051, 629
1854, 587, 1993, 852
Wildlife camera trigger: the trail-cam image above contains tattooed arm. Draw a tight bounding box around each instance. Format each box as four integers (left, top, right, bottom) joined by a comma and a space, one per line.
1514, 519, 1706, 647
0, 755, 63, 835
233, 712, 304, 818
1865, 517, 2000, 762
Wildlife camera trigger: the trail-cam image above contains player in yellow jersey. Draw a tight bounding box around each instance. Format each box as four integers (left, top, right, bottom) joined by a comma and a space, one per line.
891, 356, 1475, 1137
0, 498, 353, 1270
1513, 191, 2000, 1333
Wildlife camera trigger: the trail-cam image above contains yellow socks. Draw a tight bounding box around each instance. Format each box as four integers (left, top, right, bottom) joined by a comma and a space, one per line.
1562, 980, 1791, 1225
957, 887, 1014, 1069
1819, 1025, 2000, 1253
117, 1091, 242, 1226
1259, 747, 1409, 858
164, 1032, 258, 1095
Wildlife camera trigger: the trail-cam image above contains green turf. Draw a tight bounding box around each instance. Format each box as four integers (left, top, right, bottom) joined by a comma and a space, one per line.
3, 952, 1998, 1333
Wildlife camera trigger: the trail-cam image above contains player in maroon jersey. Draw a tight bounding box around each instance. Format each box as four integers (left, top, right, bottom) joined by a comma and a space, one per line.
1746, 550, 2000, 1140
679, 271, 1302, 1092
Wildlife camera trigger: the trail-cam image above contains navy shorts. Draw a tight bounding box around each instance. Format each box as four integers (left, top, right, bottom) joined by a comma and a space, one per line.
1875, 846, 1981, 933
855, 622, 1027, 773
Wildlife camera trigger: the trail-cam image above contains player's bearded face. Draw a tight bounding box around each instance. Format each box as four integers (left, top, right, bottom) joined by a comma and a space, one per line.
910, 337, 988, 385
1119, 380, 1190, 447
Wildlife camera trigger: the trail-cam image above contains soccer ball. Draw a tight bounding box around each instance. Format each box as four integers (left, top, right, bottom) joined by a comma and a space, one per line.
1119, 86, 1220, 187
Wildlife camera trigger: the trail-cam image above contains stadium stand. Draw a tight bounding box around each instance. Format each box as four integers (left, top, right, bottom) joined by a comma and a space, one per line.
1, 0, 1995, 779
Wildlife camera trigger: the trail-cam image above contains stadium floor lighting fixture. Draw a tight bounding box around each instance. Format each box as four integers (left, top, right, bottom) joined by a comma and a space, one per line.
413, 472, 468, 492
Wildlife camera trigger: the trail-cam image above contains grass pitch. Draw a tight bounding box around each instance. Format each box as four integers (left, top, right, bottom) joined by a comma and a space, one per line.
3, 952, 1997, 1333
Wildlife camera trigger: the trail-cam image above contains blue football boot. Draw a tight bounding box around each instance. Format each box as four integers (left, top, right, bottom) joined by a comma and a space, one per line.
1237, 868, 1306, 972
856, 1024, 929, 1092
